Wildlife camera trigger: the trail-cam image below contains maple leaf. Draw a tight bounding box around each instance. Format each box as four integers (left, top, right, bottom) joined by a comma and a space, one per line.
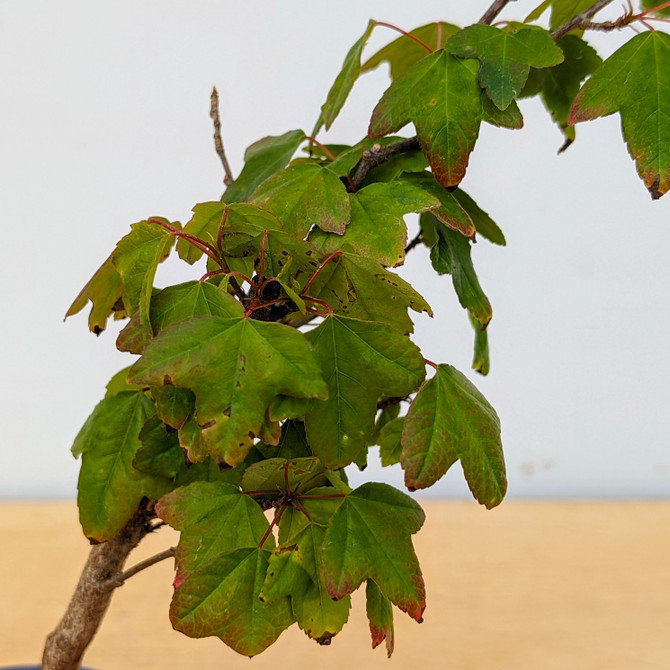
321, 482, 426, 621
369, 48, 483, 189
223, 129, 306, 203
250, 164, 351, 237
314, 20, 375, 134
308, 181, 439, 266
73, 392, 169, 542
570, 31, 670, 199
446, 24, 564, 111
128, 315, 328, 466
401, 364, 506, 509
308, 252, 432, 335
169, 547, 295, 656
366, 579, 394, 658
304, 315, 425, 469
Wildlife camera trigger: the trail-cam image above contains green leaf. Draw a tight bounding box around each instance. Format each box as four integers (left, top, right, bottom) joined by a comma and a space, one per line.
378, 416, 405, 467
169, 547, 294, 656
521, 35, 602, 149
105, 366, 142, 397
469, 313, 490, 376
128, 315, 328, 466
223, 129, 306, 203
446, 24, 564, 111
150, 386, 195, 430
321, 482, 425, 621
304, 315, 425, 469
250, 164, 351, 237
308, 181, 439, 266
256, 420, 312, 460
401, 364, 506, 508
569, 31, 670, 199
65, 253, 125, 334
261, 522, 351, 643
451, 189, 506, 245
400, 172, 476, 237
157, 481, 271, 577
177, 202, 281, 264
74, 392, 167, 541
427, 214, 493, 327
369, 49, 483, 189
482, 96, 524, 129
308, 252, 432, 335
362, 22, 460, 80
316, 20, 375, 133
117, 280, 243, 354
133, 414, 184, 479
525, 0, 597, 31
112, 219, 175, 318
366, 579, 394, 657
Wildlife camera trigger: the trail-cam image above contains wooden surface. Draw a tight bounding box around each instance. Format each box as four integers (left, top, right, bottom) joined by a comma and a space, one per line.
2, 500, 670, 669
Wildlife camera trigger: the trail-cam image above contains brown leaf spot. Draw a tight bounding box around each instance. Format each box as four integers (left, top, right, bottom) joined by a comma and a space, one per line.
162, 374, 174, 386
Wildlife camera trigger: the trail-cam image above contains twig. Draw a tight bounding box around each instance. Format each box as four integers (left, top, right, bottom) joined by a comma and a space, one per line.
479, 0, 517, 25
210, 87, 235, 187
551, 0, 617, 40
105, 546, 176, 589
405, 232, 423, 254
351, 137, 420, 190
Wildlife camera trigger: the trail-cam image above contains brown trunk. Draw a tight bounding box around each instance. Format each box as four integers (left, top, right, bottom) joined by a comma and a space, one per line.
41, 505, 154, 670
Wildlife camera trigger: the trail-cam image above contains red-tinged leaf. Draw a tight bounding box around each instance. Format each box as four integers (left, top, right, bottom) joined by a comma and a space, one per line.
128, 315, 328, 466
73, 392, 169, 541
569, 31, 670, 199
400, 172, 476, 237
250, 164, 351, 237
362, 22, 459, 80
308, 181, 439, 267
65, 253, 125, 334
401, 364, 506, 509
304, 315, 425, 470
366, 579, 394, 658
156, 481, 271, 579
223, 129, 306, 204
369, 49, 483, 189
321, 482, 426, 621
315, 20, 375, 133
169, 547, 295, 656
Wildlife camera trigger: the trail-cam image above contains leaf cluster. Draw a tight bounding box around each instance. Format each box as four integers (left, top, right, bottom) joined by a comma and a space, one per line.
66, 3, 670, 657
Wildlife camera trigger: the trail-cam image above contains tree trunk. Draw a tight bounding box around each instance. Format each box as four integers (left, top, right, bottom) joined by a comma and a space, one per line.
42, 505, 154, 670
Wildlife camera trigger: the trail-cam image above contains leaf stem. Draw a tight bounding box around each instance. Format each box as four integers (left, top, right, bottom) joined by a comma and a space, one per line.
210, 87, 235, 186
303, 135, 337, 161
147, 218, 222, 267
302, 296, 333, 315
258, 504, 286, 549
216, 205, 230, 256
302, 251, 343, 294
374, 21, 433, 53
478, 0, 517, 25
424, 358, 439, 370
637, 1, 670, 18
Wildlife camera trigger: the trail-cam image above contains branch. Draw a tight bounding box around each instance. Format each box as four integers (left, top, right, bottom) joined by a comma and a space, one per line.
104, 547, 176, 589
350, 137, 420, 190
551, 0, 617, 40
479, 0, 517, 25
210, 87, 235, 186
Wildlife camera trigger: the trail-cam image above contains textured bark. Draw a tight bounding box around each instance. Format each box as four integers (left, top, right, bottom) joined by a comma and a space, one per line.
42, 504, 155, 670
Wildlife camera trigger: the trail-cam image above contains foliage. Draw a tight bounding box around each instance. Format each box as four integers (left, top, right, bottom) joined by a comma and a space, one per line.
64, 0, 669, 659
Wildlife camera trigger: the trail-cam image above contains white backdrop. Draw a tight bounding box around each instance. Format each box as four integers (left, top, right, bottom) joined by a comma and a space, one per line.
1, 1, 668, 499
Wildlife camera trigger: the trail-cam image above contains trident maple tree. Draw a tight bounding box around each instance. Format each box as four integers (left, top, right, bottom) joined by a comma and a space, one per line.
44, 1, 670, 668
